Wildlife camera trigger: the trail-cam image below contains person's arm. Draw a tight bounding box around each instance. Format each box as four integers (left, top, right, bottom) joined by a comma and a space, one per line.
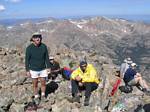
51, 69, 61, 73
25, 47, 31, 77
120, 64, 125, 79
45, 45, 51, 69
71, 68, 82, 81
25, 47, 30, 72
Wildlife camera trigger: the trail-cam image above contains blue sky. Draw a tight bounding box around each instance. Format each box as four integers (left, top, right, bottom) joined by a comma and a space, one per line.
0, 0, 150, 19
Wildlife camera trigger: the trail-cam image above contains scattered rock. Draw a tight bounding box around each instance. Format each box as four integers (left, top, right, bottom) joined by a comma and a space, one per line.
0, 17, 150, 111
9, 103, 24, 112
0, 97, 14, 111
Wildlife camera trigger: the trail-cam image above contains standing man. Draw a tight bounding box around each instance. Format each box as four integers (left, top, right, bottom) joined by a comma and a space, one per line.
25, 32, 51, 104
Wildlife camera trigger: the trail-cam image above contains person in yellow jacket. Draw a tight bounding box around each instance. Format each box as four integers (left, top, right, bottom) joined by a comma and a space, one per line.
70, 61, 100, 106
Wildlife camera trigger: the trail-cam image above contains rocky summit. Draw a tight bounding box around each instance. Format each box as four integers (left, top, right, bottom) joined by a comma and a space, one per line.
0, 16, 150, 112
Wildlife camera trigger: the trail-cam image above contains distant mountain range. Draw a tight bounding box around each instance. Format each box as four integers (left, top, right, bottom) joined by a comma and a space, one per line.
0, 17, 56, 26
0, 15, 150, 26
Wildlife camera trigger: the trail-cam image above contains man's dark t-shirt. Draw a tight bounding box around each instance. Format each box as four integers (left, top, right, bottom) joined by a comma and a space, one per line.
123, 67, 137, 82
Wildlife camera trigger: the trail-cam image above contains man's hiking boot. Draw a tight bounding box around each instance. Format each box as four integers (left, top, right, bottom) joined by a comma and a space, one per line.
145, 91, 150, 96
142, 88, 150, 96
145, 90, 150, 96
142, 88, 147, 92
84, 97, 90, 106
34, 97, 40, 105
67, 96, 80, 103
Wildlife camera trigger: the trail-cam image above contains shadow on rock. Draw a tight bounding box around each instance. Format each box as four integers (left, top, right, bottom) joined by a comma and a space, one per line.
45, 81, 59, 97
24, 99, 43, 111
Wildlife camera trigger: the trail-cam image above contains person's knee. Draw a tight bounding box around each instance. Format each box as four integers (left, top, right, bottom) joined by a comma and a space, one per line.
41, 80, 46, 85
84, 82, 91, 86
135, 77, 141, 81
33, 79, 38, 86
41, 81, 46, 86
138, 77, 143, 81
93, 83, 98, 90
34, 84, 38, 88
40, 78, 46, 86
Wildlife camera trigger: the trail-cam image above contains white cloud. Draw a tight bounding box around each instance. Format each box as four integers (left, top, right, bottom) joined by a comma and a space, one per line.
0, 5, 5, 11
5, 0, 22, 3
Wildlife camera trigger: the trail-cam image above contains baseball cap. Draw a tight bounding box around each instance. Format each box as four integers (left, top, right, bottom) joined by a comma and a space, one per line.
131, 63, 137, 67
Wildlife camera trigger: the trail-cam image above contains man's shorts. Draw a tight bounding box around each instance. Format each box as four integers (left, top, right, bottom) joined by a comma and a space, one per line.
30, 69, 48, 79
127, 79, 137, 86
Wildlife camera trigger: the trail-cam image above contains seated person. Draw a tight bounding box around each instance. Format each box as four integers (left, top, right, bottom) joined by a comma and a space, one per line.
123, 63, 150, 94
120, 58, 133, 79
48, 56, 61, 80
70, 61, 100, 106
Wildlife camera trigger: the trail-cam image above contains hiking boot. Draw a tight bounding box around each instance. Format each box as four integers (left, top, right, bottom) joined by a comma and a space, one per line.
84, 97, 90, 106
145, 90, 150, 96
67, 96, 80, 103
146, 91, 150, 96
41, 96, 48, 102
142, 88, 147, 92
34, 97, 40, 105
142, 88, 150, 96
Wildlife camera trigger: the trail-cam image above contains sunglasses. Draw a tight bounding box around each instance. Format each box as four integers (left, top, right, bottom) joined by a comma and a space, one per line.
49, 59, 54, 60
81, 65, 87, 68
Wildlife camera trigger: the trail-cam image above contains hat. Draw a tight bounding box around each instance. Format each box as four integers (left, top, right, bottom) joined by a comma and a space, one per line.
131, 63, 137, 67
126, 58, 133, 64
49, 56, 54, 60
30, 32, 42, 41
80, 61, 87, 67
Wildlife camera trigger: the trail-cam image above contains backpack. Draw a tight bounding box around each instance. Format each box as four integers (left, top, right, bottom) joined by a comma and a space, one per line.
119, 85, 133, 93
62, 67, 73, 80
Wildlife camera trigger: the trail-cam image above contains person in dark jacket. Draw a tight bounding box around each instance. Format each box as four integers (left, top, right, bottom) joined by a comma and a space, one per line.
124, 63, 150, 94
48, 56, 61, 80
25, 32, 51, 104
